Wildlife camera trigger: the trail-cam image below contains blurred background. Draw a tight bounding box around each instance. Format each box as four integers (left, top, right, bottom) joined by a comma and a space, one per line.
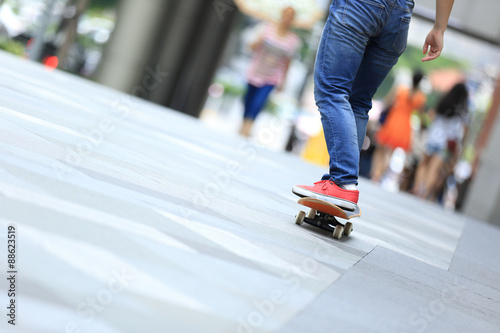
1, 0, 500, 225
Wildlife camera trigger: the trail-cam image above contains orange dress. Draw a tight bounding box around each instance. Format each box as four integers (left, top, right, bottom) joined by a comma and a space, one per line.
376, 87, 426, 152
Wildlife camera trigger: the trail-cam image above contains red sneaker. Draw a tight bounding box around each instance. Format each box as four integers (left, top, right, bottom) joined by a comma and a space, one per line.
292, 180, 359, 210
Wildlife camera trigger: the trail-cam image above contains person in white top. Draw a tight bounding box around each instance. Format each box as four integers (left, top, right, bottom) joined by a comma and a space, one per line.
412, 83, 469, 199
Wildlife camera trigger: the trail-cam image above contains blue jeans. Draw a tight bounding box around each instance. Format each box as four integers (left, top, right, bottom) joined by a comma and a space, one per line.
243, 84, 274, 120
315, 0, 414, 185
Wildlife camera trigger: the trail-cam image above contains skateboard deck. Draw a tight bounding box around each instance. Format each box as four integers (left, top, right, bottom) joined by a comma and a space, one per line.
295, 197, 361, 240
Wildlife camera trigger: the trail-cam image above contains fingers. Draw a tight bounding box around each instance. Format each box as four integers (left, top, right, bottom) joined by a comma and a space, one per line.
421, 42, 431, 62
422, 42, 430, 62
422, 53, 433, 62
421, 55, 432, 62
422, 42, 429, 55
422, 29, 445, 62
422, 38, 442, 62
422, 49, 441, 62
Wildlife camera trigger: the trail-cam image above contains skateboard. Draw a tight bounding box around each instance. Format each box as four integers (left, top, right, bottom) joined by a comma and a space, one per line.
295, 197, 361, 240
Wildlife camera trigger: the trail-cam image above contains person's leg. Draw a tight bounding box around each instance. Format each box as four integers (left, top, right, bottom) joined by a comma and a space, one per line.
314, 0, 383, 187
240, 84, 274, 136
412, 140, 441, 196
245, 84, 274, 120
316, 0, 413, 185
400, 159, 417, 192
350, 0, 414, 151
350, 3, 412, 184
370, 145, 384, 180
240, 84, 256, 136
239, 119, 254, 137
293, 0, 413, 209
423, 154, 445, 199
411, 154, 428, 195
243, 83, 257, 119
371, 146, 392, 182
293, 0, 389, 209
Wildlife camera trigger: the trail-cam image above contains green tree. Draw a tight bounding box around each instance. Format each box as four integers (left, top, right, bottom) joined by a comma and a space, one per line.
89, 0, 119, 10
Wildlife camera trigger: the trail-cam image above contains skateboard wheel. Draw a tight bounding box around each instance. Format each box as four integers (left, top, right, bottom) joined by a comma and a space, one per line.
333, 225, 344, 240
306, 209, 317, 219
343, 222, 353, 236
295, 211, 305, 225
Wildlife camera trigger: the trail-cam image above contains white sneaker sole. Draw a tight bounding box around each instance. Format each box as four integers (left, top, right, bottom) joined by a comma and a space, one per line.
292, 186, 356, 211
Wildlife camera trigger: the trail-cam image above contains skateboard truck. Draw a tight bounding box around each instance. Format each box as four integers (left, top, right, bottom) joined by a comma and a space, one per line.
295, 197, 361, 240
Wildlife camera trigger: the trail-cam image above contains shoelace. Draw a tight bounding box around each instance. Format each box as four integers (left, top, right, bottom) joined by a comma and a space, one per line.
313, 180, 334, 190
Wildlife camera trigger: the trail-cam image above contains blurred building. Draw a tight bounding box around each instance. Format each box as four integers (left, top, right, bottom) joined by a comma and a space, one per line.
464, 77, 500, 226
416, 0, 500, 45
94, 0, 239, 118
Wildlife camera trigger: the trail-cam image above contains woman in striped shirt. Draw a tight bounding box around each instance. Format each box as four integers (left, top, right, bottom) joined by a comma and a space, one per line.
239, 7, 301, 137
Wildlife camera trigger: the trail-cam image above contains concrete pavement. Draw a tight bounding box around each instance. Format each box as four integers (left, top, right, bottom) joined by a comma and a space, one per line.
0, 51, 499, 333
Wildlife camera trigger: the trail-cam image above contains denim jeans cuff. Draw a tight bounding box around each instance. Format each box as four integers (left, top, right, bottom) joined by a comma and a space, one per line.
322, 174, 358, 186
321, 174, 331, 181
339, 181, 358, 186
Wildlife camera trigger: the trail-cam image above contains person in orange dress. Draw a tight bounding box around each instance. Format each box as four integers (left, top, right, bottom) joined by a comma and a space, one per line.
371, 71, 426, 182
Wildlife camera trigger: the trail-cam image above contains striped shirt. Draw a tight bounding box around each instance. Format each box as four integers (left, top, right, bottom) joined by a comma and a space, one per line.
247, 24, 301, 87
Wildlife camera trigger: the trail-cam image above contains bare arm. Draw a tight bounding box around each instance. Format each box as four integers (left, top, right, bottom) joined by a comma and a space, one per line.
250, 38, 263, 52
422, 0, 455, 62
249, 23, 268, 52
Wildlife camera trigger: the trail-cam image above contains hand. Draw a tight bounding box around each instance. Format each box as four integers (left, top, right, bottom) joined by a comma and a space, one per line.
422, 29, 445, 62
250, 38, 263, 52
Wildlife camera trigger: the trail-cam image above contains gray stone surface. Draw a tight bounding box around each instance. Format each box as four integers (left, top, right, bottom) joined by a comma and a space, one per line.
450, 219, 500, 288
463, 109, 500, 225
0, 51, 498, 333
277, 246, 500, 333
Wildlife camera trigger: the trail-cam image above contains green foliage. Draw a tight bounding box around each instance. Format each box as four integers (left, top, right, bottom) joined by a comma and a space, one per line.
263, 98, 279, 116
215, 78, 245, 96
292, 28, 313, 61
89, 0, 119, 10
397, 44, 467, 72
374, 44, 469, 100
0, 38, 25, 56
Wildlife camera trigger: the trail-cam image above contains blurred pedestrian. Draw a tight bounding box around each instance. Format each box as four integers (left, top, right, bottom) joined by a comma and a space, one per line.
399, 112, 432, 192
412, 83, 469, 199
239, 7, 301, 137
293, 0, 455, 210
371, 71, 426, 182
